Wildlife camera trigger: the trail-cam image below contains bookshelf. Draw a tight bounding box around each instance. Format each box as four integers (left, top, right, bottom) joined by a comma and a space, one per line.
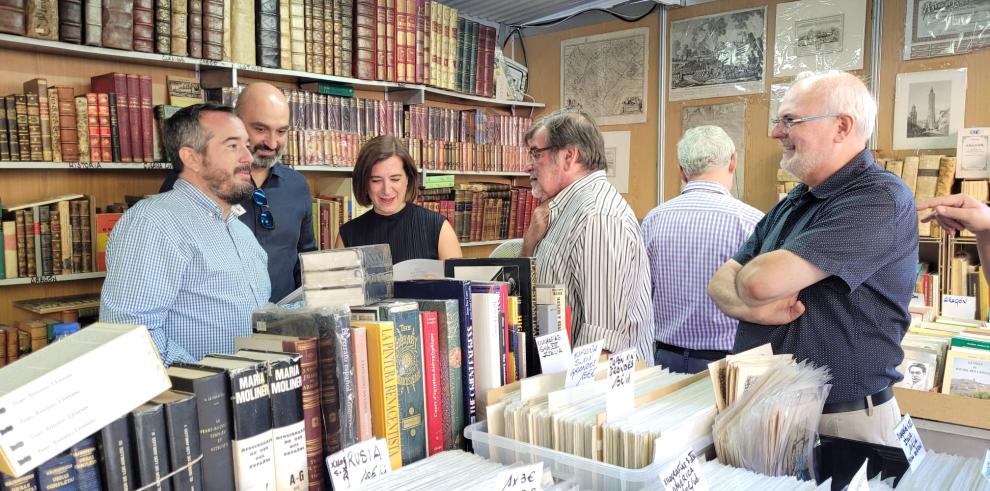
0, 271, 106, 287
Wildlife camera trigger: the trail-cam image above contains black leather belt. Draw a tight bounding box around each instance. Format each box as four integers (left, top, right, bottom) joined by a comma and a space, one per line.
822, 386, 894, 414
655, 341, 730, 361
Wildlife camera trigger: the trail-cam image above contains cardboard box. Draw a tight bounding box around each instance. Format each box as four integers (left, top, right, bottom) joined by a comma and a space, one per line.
0, 323, 170, 478
894, 387, 990, 430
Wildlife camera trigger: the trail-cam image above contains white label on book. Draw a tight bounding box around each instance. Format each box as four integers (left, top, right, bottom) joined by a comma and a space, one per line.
848, 459, 870, 491
325, 438, 392, 490
658, 449, 708, 491
491, 461, 543, 491
981, 449, 990, 483
606, 348, 636, 423
894, 414, 927, 471
941, 294, 977, 320
535, 331, 571, 374
565, 340, 603, 388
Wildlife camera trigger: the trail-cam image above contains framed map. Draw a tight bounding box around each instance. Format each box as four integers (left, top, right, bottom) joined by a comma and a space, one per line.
561, 27, 649, 126
669, 7, 766, 101
773, 0, 866, 77
681, 102, 747, 199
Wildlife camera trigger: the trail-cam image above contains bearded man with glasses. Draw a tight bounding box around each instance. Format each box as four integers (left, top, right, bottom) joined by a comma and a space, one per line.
708, 71, 917, 446
160, 83, 317, 303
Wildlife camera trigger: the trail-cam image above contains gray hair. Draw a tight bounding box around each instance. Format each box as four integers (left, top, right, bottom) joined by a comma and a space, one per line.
677, 126, 735, 177
792, 70, 877, 141
162, 102, 236, 173
524, 109, 606, 171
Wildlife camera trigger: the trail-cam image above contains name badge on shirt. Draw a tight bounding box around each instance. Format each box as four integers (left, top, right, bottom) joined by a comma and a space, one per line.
230, 204, 246, 217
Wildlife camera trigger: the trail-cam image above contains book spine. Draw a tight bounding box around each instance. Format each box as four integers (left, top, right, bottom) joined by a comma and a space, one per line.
170, 0, 188, 56
360, 320, 402, 470
189, 0, 203, 58
228, 366, 276, 489
25, 0, 58, 40
130, 404, 172, 491
419, 311, 443, 456
71, 436, 104, 491
0, 0, 26, 35
256, 0, 279, 67
167, 371, 236, 491
263, 356, 308, 491
138, 75, 154, 161
45, 87, 62, 162
350, 326, 374, 442
107, 93, 121, 162
0, 98, 8, 160
38, 205, 51, 276
277, 0, 289, 67
35, 452, 78, 490
321, 0, 333, 75
84, 0, 101, 46
288, 0, 304, 69
158, 396, 202, 491
24, 93, 42, 161
96, 92, 112, 161
14, 96, 28, 160
202, 0, 223, 60
49, 204, 62, 275
85, 93, 100, 162
133, 0, 154, 52
154, 0, 171, 53
3, 221, 17, 279
282, 339, 322, 491
25, 80, 53, 161
338, 0, 352, 77
388, 306, 425, 465
0, 471, 38, 490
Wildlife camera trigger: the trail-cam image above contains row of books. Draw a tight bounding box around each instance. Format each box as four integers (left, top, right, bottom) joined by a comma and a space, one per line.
878, 154, 957, 237
896, 320, 990, 400
0, 74, 155, 163
1, 194, 94, 280
0, 0, 498, 97
421, 182, 536, 243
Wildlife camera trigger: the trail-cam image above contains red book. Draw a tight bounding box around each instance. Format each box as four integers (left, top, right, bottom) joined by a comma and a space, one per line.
125, 74, 143, 162
90, 73, 132, 162
95, 212, 123, 270
85, 93, 101, 162
419, 311, 443, 456
96, 93, 112, 162
138, 75, 153, 162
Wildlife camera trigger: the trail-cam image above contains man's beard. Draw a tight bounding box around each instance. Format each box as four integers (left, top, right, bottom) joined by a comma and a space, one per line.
203, 160, 254, 205
780, 142, 825, 182
252, 144, 283, 169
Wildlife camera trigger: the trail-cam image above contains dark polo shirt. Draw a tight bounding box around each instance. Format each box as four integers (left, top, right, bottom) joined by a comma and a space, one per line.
733, 149, 918, 404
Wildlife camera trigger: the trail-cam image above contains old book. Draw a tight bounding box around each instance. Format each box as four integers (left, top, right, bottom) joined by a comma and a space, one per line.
132, 0, 154, 52
107, 93, 121, 161
222, 0, 230, 59
374, 0, 385, 80
44, 86, 62, 162
23, 79, 52, 161
322, 0, 334, 75
85, 93, 100, 162
936, 156, 957, 197
125, 74, 143, 161
309, 0, 324, 74
2, 97, 16, 161
169, 0, 187, 56
3, 219, 16, 279
277, 0, 288, 67
166, 365, 236, 491
82, 0, 99, 45
48, 204, 61, 275
138, 75, 153, 161
35, 453, 77, 490
351, 319, 402, 470
130, 402, 173, 491
0, 98, 8, 160
14, 210, 26, 277
154, 0, 171, 53
338, 0, 352, 76
101, 0, 133, 49
901, 154, 920, 196
255, 0, 279, 67
25, 0, 58, 40
384, 0, 394, 81
12, 95, 28, 160
191, 356, 276, 490
150, 390, 203, 491
187, 0, 202, 58
0, 470, 38, 490
53, 86, 78, 162
353, 0, 376, 80
230, 0, 255, 65
393, 0, 404, 82
95, 92, 112, 161
414, 0, 425, 84
202, 0, 223, 60
70, 436, 103, 491
234, 350, 309, 491
234, 333, 322, 491
0, 0, 25, 35
24, 93, 43, 161
288, 0, 303, 69
57, 0, 82, 42
349, 326, 374, 442
38, 206, 52, 275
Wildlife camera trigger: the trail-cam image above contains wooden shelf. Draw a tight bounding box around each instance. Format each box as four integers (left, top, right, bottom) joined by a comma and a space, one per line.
461, 239, 516, 247
0, 272, 106, 287
422, 169, 528, 177
0, 161, 172, 170
0, 33, 544, 110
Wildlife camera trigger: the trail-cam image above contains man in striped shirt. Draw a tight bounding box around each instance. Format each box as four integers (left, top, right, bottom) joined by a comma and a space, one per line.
641, 126, 763, 373
521, 109, 655, 365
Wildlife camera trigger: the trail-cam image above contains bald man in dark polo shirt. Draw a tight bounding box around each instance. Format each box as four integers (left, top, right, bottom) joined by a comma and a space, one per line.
709, 71, 917, 446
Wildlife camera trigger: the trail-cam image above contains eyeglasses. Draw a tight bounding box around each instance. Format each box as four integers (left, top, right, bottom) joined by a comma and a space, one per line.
252, 188, 275, 230
771, 113, 842, 131
528, 145, 556, 161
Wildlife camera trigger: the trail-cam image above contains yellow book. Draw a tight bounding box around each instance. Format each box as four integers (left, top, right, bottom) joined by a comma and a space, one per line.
979, 266, 988, 322
901, 157, 919, 196
231, 0, 256, 66
353, 320, 403, 470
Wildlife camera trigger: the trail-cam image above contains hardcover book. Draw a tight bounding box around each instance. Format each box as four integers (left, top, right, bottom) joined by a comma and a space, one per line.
150, 390, 203, 491
57, 0, 82, 43
130, 402, 173, 491
97, 416, 138, 491
0, 0, 25, 35
166, 365, 236, 491
351, 319, 402, 470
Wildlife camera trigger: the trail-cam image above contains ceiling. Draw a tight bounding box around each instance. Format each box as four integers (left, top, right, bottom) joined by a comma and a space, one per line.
446, 0, 688, 27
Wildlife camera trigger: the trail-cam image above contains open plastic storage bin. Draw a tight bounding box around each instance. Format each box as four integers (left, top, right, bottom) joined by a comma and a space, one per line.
464, 420, 714, 491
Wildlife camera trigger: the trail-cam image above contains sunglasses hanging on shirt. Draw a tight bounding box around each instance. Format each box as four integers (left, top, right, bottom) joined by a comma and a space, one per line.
252, 188, 275, 230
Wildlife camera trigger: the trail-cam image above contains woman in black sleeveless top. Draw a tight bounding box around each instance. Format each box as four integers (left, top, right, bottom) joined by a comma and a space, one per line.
335, 135, 463, 262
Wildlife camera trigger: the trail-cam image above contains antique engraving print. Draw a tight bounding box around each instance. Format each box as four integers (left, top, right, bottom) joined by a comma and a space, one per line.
669, 7, 767, 101
561, 27, 649, 125
601, 131, 630, 194
893, 68, 967, 150
681, 102, 747, 198
904, 0, 990, 60
773, 0, 865, 77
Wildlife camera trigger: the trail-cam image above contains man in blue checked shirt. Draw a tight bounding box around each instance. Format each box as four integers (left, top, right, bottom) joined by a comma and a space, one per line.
641, 126, 763, 373
100, 103, 271, 366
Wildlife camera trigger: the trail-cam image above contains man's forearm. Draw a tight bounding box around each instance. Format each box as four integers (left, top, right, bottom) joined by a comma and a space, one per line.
708, 261, 750, 319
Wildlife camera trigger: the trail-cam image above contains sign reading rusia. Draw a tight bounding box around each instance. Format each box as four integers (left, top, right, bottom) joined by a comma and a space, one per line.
325, 438, 391, 490
565, 340, 603, 388
658, 449, 708, 491
492, 461, 543, 491
894, 414, 927, 471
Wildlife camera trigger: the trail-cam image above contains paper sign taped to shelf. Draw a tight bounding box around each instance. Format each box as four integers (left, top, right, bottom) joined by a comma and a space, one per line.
894, 414, 926, 471
941, 295, 977, 320
658, 449, 708, 491
848, 459, 869, 491
536, 331, 572, 374
326, 438, 391, 490
565, 340, 603, 388
982, 449, 990, 482
491, 461, 543, 491
606, 348, 636, 423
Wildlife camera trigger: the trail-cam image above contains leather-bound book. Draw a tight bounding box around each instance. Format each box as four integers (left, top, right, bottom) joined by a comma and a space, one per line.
100, 0, 132, 49
132, 0, 154, 52
25, 0, 58, 40
82, 0, 99, 45
0, 0, 26, 35
58, 0, 82, 43
353, 0, 375, 80
230, 0, 255, 65
255, 0, 279, 67
202, 0, 222, 60
277, 0, 288, 67
154, 0, 171, 54
170, 0, 187, 56
187, 0, 202, 58
288, 0, 303, 69
338, 0, 352, 77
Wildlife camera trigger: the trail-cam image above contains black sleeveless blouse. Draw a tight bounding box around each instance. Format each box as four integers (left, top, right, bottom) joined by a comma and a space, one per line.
339, 203, 446, 263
